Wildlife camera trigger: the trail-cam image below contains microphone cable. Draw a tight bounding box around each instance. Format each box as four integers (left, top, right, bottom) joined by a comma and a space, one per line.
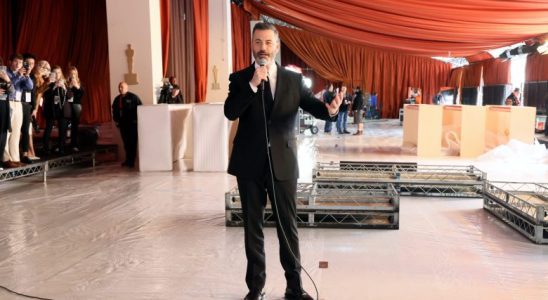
259, 75, 320, 300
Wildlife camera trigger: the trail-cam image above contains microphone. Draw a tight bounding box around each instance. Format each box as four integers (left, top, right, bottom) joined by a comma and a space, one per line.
257, 58, 267, 90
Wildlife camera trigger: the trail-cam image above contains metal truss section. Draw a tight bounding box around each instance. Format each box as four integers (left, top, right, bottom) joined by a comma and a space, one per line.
310, 182, 398, 212
313, 161, 485, 197
225, 183, 314, 209
484, 196, 548, 244
0, 163, 45, 182
0, 151, 98, 183
226, 209, 399, 229
225, 181, 399, 229
483, 181, 548, 225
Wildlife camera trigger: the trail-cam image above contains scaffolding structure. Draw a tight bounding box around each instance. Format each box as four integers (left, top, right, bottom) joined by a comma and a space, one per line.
0, 146, 116, 183
313, 161, 485, 197
483, 181, 548, 244
226, 182, 399, 229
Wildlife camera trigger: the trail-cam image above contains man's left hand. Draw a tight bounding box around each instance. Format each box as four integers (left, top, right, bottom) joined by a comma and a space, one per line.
326, 92, 342, 115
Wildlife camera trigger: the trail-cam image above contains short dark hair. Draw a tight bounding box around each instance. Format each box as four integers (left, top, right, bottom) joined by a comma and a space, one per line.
513, 88, 520, 92
252, 22, 279, 37
9, 53, 24, 61
23, 53, 36, 61
172, 84, 180, 90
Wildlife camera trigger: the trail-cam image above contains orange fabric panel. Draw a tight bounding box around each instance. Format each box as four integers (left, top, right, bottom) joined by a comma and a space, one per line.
466, 52, 493, 64
482, 59, 511, 85
193, 0, 208, 103
447, 68, 463, 88
278, 27, 451, 118
231, 4, 252, 72
246, 0, 548, 57
526, 53, 548, 81
160, 0, 170, 78
461, 63, 483, 87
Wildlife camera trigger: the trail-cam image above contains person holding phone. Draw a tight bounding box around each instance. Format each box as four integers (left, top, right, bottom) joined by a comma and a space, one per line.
3, 54, 33, 168
42, 65, 68, 155
66, 66, 84, 152
20, 54, 37, 164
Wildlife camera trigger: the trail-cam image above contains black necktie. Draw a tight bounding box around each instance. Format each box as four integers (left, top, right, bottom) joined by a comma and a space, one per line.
263, 80, 274, 117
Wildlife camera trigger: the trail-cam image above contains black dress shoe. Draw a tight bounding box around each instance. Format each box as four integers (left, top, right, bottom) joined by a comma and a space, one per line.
244, 291, 265, 300
21, 156, 33, 164
284, 290, 313, 300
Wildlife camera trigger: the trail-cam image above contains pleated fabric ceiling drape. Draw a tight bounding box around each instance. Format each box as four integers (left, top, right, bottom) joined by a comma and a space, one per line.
245, 0, 548, 57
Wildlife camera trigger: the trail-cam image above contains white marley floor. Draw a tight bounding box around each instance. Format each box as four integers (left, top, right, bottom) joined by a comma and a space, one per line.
0, 119, 547, 300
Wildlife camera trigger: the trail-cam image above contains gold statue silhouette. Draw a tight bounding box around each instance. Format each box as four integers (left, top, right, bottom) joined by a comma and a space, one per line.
124, 44, 139, 85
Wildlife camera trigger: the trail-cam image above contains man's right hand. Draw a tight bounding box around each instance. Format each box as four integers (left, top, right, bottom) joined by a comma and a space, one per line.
250, 65, 268, 88
0, 88, 5, 96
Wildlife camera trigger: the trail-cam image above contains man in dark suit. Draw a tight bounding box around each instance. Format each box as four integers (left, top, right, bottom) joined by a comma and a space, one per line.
224, 22, 341, 300
112, 81, 142, 168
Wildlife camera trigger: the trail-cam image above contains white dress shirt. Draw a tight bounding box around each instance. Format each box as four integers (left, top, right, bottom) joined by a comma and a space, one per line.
249, 62, 277, 99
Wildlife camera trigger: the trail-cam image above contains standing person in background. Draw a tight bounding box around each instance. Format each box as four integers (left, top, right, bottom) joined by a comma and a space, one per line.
42, 65, 68, 155
28, 60, 52, 160
67, 66, 84, 152
4, 54, 33, 168
0, 57, 15, 170
158, 76, 178, 104
322, 83, 335, 133
159, 84, 183, 104
505, 88, 521, 106
20, 54, 36, 164
112, 81, 142, 168
351, 86, 365, 135
336, 86, 351, 134
370, 92, 378, 119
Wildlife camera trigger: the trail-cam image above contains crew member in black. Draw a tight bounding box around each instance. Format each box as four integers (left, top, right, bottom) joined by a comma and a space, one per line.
112, 81, 142, 168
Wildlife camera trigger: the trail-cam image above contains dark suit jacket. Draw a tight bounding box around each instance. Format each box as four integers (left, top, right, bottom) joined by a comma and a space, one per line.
225, 64, 335, 181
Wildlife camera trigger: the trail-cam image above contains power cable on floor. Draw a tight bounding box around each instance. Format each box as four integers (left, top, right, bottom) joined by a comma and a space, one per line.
0, 284, 54, 300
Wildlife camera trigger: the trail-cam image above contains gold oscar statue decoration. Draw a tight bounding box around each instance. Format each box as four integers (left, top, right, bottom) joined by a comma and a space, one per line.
212, 65, 220, 90
124, 44, 139, 85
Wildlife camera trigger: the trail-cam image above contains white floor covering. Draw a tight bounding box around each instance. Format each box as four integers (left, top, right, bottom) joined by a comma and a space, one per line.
0, 119, 547, 300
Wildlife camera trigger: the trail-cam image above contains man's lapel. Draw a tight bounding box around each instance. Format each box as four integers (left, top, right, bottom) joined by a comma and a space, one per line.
271, 64, 286, 118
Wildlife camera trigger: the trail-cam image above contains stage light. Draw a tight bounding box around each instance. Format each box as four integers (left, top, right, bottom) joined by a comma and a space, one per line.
303, 77, 312, 89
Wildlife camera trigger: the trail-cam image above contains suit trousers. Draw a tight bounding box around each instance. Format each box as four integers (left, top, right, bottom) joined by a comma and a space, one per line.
43, 116, 68, 153
20, 102, 32, 153
70, 103, 82, 147
119, 123, 138, 166
4, 101, 23, 162
237, 170, 303, 294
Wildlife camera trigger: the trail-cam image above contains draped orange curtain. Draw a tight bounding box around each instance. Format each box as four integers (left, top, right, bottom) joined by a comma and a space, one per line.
466, 52, 493, 64
231, 3, 252, 72
193, 0, 208, 103
447, 68, 463, 88
160, 0, 170, 78
280, 43, 328, 94
278, 27, 450, 118
245, 0, 548, 57
461, 63, 483, 87
8, 0, 111, 124
525, 53, 548, 81
482, 59, 511, 85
